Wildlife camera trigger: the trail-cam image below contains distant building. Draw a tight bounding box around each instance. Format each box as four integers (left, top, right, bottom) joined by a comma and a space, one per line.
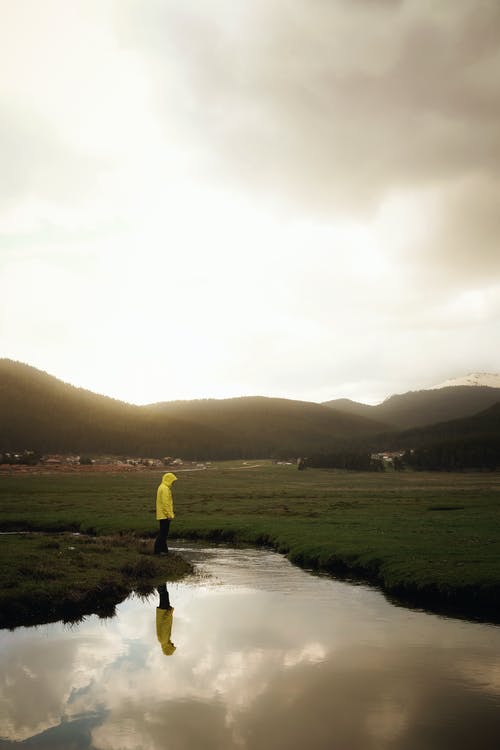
43, 455, 63, 466
371, 451, 406, 466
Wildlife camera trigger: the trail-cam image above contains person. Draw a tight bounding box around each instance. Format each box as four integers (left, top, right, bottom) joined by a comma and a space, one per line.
156, 583, 176, 655
154, 472, 177, 555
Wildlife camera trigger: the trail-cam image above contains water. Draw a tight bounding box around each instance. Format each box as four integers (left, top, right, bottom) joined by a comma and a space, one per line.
1, 542, 500, 749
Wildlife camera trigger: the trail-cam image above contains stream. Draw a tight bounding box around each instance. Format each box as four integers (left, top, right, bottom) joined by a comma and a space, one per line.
1, 542, 500, 749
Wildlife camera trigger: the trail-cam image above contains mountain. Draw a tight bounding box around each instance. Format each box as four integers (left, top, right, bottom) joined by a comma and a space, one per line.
392, 402, 500, 470
382, 401, 500, 448
323, 384, 500, 430
144, 396, 389, 453
431, 372, 500, 389
316, 402, 500, 470
320, 398, 376, 420
0, 359, 388, 459
0, 359, 221, 459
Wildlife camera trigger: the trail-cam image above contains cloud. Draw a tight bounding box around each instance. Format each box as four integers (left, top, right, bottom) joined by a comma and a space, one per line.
0, 0, 498, 402
427, 177, 500, 279
112, 0, 500, 366
0, 102, 104, 213
120, 0, 500, 214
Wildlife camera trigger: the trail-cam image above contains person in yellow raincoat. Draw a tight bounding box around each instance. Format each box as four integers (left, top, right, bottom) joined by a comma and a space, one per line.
154, 472, 177, 555
156, 583, 176, 655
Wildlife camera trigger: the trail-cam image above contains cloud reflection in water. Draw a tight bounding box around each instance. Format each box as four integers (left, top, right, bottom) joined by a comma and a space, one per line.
0, 546, 499, 749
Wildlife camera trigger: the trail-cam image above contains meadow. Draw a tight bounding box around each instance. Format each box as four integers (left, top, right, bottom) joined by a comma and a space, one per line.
1, 461, 500, 624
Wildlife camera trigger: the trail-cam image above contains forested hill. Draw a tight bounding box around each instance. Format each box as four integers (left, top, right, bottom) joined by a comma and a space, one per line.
392, 402, 500, 470
0, 359, 389, 459
386, 401, 500, 449
323, 385, 500, 429
144, 396, 390, 453
307, 402, 500, 471
0, 359, 219, 458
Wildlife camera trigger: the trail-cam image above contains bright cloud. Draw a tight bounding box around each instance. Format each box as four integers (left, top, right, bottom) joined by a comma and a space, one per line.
1, 0, 499, 403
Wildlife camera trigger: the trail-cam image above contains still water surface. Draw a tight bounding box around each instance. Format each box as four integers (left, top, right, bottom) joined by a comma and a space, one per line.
1, 543, 500, 749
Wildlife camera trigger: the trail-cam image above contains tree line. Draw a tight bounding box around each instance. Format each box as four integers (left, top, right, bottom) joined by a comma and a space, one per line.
404, 437, 500, 471
304, 434, 500, 472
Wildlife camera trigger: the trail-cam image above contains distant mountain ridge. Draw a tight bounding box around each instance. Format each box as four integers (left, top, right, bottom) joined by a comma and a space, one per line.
313, 402, 500, 470
2, 359, 499, 460
394, 401, 500, 448
0, 359, 388, 459
392, 402, 500, 470
323, 384, 500, 430
431, 372, 500, 389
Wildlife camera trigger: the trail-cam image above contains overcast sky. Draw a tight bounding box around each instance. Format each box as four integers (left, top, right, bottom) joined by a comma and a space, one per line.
1, 0, 499, 405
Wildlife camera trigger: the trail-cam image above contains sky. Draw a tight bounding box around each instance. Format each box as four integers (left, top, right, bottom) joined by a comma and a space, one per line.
1, 0, 499, 406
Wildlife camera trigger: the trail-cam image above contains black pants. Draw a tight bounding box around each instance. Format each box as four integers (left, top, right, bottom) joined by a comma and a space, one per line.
154, 519, 170, 554
157, 583, 171, 609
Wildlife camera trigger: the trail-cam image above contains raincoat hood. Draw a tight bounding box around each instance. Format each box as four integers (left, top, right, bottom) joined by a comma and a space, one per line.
161, 473, 177, 487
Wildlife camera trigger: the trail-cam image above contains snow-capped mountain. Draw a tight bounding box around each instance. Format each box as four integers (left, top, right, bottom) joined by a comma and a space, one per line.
431, 373, 500, 390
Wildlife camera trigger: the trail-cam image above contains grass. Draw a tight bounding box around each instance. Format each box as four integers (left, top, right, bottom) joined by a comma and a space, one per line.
0, 532, 192, 629
1, 461, 500, 623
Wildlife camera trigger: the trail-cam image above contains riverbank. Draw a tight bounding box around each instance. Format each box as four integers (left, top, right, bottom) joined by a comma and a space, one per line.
1, 462, 499, 624
0, 532, 192, 629
176, 522, 500, 623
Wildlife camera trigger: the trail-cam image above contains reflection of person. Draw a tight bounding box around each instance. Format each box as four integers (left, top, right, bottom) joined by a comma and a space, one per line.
154, 472, 177, 555
156, 584, 176, 655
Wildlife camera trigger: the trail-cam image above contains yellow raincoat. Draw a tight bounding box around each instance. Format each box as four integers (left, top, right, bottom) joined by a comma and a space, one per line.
156, 607, 176, 655
156, 473, 177, 520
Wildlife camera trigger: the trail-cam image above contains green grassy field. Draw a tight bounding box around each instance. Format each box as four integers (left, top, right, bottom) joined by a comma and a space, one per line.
1, 461, 500, 623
